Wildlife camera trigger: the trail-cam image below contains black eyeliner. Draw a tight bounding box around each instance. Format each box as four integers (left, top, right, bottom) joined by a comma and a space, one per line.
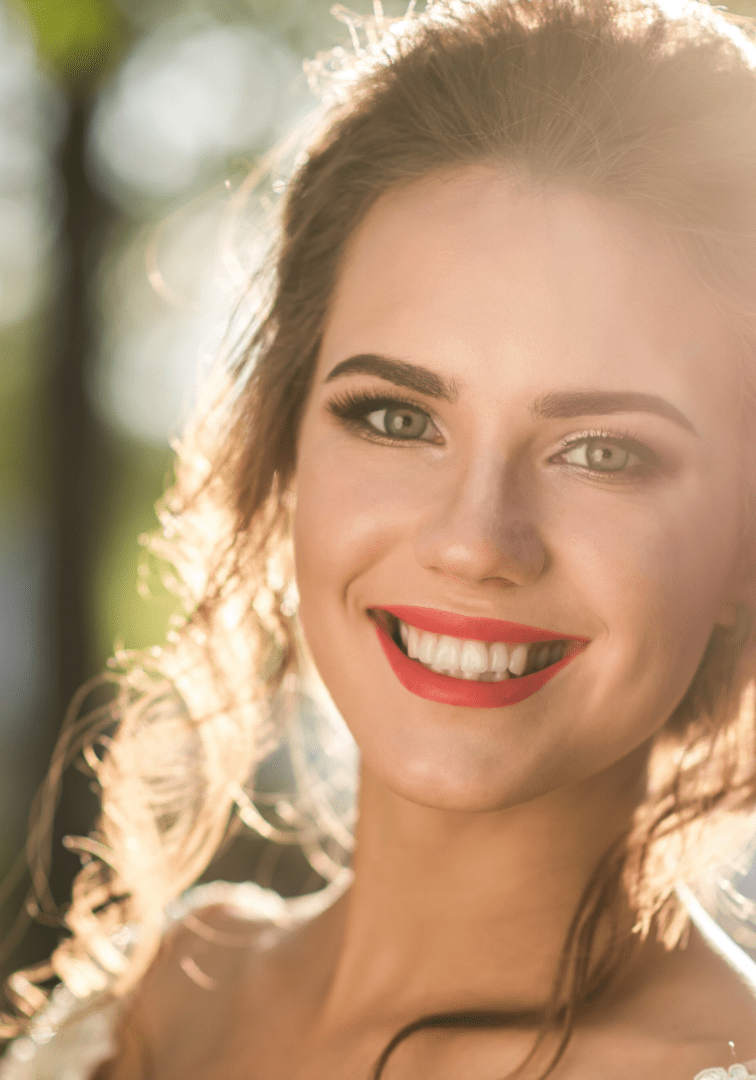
325, 388, 443, 445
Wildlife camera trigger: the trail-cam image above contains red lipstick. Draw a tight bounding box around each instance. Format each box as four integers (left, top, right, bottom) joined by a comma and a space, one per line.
382, 605, 582, 644
373, 607, 588, 709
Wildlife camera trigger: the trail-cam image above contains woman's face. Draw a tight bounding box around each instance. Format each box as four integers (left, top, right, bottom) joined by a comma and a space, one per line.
293, 168, 747, 812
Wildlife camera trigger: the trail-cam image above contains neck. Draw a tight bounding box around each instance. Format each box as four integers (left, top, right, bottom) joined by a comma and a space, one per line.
316, 743, 649, 1025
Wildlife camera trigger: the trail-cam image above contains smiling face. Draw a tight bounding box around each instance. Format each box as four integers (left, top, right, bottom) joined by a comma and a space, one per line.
292, 167, 747, 812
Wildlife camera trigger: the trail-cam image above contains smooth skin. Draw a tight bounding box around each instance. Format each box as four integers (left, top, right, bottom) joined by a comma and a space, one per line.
99, 169, 756, 1079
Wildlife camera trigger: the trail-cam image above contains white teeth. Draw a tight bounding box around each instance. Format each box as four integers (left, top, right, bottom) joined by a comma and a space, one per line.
434, 635, 461, 671
460, 640, 488, 674
417, 631, 438, 665
508, 644, 528, 677
393, 619, 569, 682
489, 643, 510, 672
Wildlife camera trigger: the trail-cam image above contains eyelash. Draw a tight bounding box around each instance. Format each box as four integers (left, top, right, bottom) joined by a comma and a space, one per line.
551, 427, 661, 477
325, 392, 661, 476
326, 390, 441, 443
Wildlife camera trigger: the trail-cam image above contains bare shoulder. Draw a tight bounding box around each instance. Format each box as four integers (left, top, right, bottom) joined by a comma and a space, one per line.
96, 899, 288, 1079
576, 928, 756, 1078
141, 900, 284, 1049
674, 929, 756, 1053
99, 883, 345, 1079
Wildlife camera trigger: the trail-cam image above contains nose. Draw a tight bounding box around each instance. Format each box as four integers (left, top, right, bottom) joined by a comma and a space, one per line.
413, 459, 547, 588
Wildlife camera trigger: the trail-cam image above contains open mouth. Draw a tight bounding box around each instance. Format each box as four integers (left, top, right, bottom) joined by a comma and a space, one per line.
369, 607, 587, 708
380, 611, 570, 681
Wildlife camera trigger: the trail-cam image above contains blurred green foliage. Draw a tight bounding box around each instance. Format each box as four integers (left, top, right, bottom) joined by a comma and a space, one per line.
17, 0, 126, 81
92, 435, 178, 668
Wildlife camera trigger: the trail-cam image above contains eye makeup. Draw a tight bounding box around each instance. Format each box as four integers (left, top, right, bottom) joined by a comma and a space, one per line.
325, 386, 671, 482
325, 388, 443, 443
549, 426, 666, 480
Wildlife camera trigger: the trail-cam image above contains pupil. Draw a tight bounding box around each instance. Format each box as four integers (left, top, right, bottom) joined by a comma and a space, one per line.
386, 408, 426, 438
587, 442, 628, 470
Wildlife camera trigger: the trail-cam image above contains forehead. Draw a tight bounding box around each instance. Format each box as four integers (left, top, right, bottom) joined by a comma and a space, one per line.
318, 167, 738, 435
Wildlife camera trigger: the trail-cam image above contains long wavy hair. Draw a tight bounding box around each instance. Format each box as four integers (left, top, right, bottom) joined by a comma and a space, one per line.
6, 0, 756, 1076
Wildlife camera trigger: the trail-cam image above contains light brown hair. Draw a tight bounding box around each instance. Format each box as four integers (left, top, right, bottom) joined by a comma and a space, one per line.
6, 1, 756, 1075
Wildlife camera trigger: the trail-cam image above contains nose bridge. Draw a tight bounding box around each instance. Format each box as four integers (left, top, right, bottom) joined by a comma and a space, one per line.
414, 450, 547, 586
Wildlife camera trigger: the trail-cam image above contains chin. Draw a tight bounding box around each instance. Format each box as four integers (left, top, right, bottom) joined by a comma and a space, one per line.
357, 727, 569, 813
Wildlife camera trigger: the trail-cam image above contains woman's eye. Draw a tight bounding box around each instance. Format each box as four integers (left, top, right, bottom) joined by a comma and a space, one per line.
559, 437, 640, 473
326, 392, 442, 443
365, 406, 432, 440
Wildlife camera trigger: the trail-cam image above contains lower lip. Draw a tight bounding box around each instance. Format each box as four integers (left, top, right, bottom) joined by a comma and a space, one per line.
373, 621, 583, 708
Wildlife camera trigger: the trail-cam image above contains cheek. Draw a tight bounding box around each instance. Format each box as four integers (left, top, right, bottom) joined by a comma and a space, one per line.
554, 482, 740, 722
292, 441, 428, 598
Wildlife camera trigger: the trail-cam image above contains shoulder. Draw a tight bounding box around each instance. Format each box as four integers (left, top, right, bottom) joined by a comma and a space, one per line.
138, 892, 283, 1030
102, 882, 295, 1074
0, 880, 328, 1080
139, 877, 336, 1004
100, 879, 344, 1077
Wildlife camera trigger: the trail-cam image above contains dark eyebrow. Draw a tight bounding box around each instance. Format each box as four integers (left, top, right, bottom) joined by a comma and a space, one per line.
531, 389, 697, 435
324, 354, 458, 403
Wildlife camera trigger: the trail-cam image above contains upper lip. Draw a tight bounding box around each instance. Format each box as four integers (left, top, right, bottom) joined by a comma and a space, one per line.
378, 605, 590, 644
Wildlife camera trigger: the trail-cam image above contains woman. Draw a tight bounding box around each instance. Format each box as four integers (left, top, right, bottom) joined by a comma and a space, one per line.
4, 0, 756, 1076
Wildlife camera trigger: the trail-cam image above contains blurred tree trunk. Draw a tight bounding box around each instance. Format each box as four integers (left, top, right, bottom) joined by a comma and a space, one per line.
0, 0, 127, 980
47, 93, 107, 902
53, 101, 97, 732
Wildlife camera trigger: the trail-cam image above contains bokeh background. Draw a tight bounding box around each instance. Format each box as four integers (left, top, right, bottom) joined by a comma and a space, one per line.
1, 0, 755, 982
0, 0, 413, 982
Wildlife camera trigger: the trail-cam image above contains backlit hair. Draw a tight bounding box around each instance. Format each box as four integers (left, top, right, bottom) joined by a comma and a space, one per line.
5, 1, 756, 1075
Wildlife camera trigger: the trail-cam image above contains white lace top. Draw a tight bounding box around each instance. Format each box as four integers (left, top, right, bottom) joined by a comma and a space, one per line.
0, 880, 754, 1080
